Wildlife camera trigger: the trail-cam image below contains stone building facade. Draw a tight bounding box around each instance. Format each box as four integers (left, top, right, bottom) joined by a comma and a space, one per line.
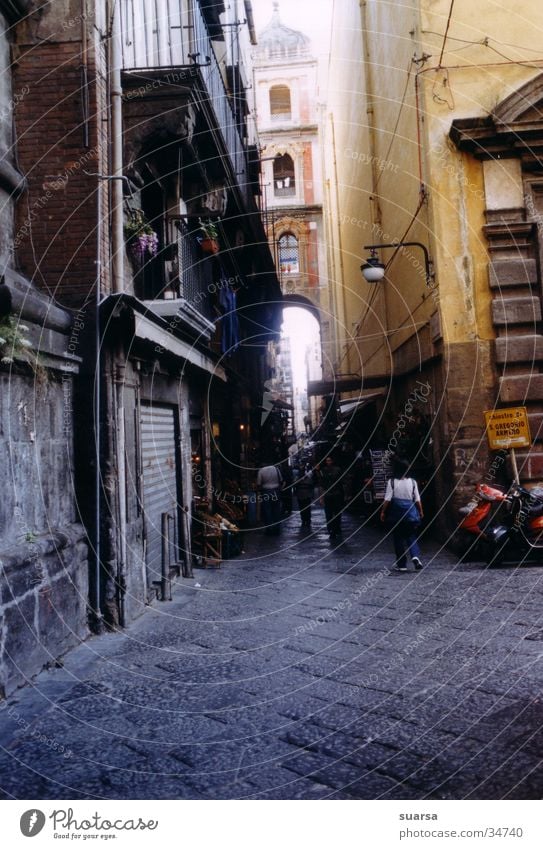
326, 0, 543, 533
0, 0, 88, 698
253, 4, 334, 386
1, 0, 280, 693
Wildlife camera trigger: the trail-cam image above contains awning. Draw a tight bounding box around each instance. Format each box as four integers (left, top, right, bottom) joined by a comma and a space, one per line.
133, 312, 227, 381
100, 293, 227, 381
308, 374, 388, 396
338, 390, 386, 418
272, 398, 294, 411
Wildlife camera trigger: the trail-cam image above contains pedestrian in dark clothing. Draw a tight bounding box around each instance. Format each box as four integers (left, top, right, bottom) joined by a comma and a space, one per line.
380, 457, 424, 572
257, 463, 283, 535
318, 456, 344, 538
295, 464, 315, 528
281, 463, 294, 516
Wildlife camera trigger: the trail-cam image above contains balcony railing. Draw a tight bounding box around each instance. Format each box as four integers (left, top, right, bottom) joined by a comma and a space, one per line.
176, 218, 214, 321
120, 0, 251, 208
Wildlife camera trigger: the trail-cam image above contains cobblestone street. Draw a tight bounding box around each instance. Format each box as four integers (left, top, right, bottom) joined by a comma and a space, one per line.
2, 509, 543, 801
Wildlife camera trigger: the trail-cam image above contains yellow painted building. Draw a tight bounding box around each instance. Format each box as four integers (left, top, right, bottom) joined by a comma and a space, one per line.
326, 0, 543, 530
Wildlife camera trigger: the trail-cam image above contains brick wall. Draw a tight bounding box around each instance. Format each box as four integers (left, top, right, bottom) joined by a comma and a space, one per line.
13, 38, 102, 308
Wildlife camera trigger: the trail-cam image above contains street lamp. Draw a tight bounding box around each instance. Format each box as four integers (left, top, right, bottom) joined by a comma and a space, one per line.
361, 242, 434, 286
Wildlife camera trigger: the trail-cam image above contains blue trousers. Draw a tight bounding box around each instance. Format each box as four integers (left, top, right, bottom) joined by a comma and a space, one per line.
392, 521, 421, 568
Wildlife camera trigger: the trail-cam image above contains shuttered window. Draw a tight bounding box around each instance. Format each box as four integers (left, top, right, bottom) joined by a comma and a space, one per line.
270, 85, 291, 120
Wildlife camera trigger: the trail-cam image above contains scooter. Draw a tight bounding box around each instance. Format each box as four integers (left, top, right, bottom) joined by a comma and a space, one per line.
460, 481, 543, 565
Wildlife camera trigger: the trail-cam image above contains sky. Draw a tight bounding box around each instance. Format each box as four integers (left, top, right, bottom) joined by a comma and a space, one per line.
251, 0, 333, 63
282, 307, 321, 390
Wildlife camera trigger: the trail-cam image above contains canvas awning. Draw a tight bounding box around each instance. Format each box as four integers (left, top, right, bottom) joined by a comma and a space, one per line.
307, 374, 388, 396
338, 390, 386, 418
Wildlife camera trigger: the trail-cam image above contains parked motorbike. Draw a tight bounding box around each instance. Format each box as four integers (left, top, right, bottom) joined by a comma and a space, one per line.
459, 481, 543, 565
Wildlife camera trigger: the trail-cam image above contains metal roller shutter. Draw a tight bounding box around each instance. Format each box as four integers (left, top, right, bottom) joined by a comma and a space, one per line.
141, 404, 179, 585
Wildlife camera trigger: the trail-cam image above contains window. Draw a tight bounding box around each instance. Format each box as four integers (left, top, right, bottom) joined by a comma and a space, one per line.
278, 233, 299, 275
269, 85, 291, 121
273, 154, 295, 197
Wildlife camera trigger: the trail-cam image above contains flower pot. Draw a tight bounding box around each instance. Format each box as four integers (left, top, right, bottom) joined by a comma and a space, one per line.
200, 237, 220, 255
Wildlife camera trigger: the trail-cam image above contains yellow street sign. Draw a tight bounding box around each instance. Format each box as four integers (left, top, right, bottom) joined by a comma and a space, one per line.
484, 406, 531, 450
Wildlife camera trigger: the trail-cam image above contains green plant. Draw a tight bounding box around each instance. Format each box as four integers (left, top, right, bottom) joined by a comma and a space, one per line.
0, 316, 47, 383
0, 316, 32, 365
198, 218, 219, 240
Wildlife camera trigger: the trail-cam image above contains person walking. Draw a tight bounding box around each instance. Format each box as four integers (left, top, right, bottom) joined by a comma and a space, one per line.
257, 462, 283, 535
280, 462, 294, 516
380, 457, 424, 572
318, 455, 344, 539
295, 463, 315, 528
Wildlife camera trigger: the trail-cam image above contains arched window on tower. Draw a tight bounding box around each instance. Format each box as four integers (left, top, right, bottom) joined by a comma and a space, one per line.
278, 233, 300, 275
273, 153, 295, 197
269, 84, 292, 121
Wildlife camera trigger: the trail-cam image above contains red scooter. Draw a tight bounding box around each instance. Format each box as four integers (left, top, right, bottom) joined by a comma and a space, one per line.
460, 481, 543, 565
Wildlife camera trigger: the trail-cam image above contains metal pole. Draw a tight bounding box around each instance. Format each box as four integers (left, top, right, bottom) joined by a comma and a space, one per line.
510, 447, 520, 485
161, 512, 171, 601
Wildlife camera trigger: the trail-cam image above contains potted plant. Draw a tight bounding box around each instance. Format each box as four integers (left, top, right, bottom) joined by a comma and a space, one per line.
124, 209, 159, 260
198, 218, 220, 254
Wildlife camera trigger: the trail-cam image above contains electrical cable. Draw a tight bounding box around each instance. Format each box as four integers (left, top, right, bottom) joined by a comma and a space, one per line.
339, 190, 427, 368
375, 59, 414, 189
437, 0, 456, 69
423, 29, 543, 56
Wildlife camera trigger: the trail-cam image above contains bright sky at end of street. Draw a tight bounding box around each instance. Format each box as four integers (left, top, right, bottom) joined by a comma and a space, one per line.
282, 307, 321, 390
251, 0, 333, 59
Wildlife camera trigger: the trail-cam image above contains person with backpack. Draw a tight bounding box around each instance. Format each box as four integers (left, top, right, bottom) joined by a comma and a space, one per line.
380, 457, 424, 572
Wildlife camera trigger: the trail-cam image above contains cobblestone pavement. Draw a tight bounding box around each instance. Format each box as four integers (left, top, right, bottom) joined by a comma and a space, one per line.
2, 508, 543, 800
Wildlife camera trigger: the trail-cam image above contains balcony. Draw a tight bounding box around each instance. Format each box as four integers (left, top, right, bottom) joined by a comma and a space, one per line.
120, 0, 251, 209
140, 218, 217, 341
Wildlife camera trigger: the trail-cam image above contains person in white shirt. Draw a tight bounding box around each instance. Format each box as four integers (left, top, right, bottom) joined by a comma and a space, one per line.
380, 457, 424, 572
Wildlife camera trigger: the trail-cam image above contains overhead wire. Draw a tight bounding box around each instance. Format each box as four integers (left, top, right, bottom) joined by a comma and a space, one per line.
437, 0, 456, 68
423, 29, 543, 56
375, 59, 414, 189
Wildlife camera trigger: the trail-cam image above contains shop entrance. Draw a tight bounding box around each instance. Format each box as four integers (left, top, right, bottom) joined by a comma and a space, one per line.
140, 403, 183, 590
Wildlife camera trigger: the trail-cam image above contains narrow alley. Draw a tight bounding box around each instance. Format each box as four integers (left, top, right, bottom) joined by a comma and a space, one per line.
2, 510, 543, 801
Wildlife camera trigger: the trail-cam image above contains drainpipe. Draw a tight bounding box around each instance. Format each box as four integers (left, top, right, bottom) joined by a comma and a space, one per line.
110, 0, 124, 295
92, 148, 104, 633
109, 0, 128, 625
327, 111, 349, 373
359, 0, 389, 355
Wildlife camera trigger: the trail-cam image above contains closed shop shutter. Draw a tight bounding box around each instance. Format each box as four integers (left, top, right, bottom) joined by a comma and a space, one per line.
141, 404, 179, 584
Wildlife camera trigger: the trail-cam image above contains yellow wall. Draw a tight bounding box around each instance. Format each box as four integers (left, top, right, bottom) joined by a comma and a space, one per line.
328, 0, 543, 369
